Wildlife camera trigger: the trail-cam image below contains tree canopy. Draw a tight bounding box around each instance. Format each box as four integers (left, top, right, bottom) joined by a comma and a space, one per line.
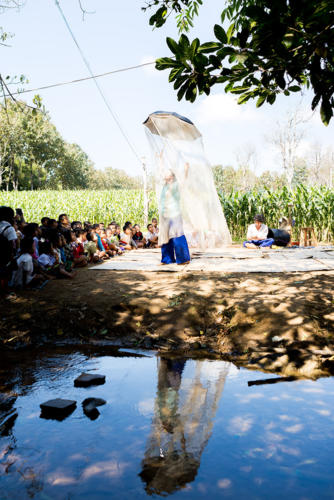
146, 0, 334, 125
0, 99, 93, 190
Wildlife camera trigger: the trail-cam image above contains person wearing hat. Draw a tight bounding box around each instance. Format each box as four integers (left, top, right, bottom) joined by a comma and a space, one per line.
243, 214, 274, 249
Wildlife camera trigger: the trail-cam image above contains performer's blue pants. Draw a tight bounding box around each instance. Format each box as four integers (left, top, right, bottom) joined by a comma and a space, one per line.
161, 235, 190, 264
243, 238, 274, 248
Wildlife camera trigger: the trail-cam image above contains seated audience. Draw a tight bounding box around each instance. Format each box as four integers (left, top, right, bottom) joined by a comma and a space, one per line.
73, 230, 88, 266
105, 228, 123, 255
38, 239, 76, 279
11, 237, 44, 288
145, 223, 159, 248
243, 214, 274, 249
58, 213, 72, 243
0, 206, 18, 296
1, 207, 166, 294
132, 224, 146, 248
120, 225, 137, 250
85, 231, 100, 263
152, 218, 159, 234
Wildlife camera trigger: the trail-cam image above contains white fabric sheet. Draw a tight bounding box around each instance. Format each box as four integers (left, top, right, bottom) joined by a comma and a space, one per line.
144, 113, 232, 249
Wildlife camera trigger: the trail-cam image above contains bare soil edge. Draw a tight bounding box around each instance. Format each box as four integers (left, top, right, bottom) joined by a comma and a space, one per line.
1, 268, 333, 380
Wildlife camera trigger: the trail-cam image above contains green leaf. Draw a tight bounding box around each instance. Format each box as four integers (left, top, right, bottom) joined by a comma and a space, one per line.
237, 93, 252, 104
185, 83, 197, 102
320, 99, 333, 126
169, 66, 184, 82
190, 38, 200, 58
155, 57, 179, 70
214, 24, 227, 44
256, 95, 266, 107
217, 47, 235, 58
198, 41, 220, 53
267, 93, 276, 105
177, 82, 189, 101
226, 23, 235, 43
236, 53, 248, 63
166, 37, 179, 55
288, 85, 301, 92
179, 34, 190, 50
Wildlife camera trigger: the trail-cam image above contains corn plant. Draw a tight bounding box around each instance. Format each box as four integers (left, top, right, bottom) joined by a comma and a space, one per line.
1, 186, 333, 242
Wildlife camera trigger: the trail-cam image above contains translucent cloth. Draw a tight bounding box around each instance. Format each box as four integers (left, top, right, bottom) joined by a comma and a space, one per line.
143, 111, 232, 248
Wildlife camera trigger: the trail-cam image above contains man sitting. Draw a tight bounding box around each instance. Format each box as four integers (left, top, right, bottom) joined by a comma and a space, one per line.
243, 214, 274, 249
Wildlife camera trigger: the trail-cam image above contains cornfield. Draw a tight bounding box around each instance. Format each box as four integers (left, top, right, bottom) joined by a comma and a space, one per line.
220, 185, 334, 242
0, 185, 333, 242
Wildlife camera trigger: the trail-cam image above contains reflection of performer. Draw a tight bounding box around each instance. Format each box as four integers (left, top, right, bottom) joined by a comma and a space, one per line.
139, 357, 229, 495
159, 166, 190, 265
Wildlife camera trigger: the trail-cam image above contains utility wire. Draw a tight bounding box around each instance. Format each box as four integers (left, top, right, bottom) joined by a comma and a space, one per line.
2, 61, 155, 97
54, 0, 142, 163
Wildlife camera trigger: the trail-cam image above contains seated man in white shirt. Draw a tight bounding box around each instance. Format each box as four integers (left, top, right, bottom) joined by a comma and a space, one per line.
243, 214, 274, 249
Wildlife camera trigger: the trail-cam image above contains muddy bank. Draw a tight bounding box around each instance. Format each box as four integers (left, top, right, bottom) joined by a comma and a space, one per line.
1, 268, 334, 379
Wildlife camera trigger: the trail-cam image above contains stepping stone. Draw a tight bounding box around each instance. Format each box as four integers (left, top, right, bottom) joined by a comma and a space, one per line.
82, 397, 106, 421
74, 373, 106, 388
40, 398, 76, 421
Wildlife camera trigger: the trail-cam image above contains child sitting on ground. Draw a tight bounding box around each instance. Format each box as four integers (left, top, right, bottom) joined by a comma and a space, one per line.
11, 238, 44, 288
132, 224, 146, 248
88, 231, 108, 260
85, 231, 100, 263
119, 225, 137, 250
145, 223, 159, 248
105, 228, 123, 255
38, 239, 76, 279
72, 230, 88, 267
100, 229, 115, 257
243, 214, 274, 249
152, 218, 159, 234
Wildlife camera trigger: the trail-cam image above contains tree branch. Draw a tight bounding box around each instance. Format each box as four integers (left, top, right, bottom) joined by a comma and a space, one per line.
78, 0, 95, 20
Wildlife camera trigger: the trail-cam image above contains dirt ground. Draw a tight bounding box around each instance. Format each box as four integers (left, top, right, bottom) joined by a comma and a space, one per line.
1, 266, 334, 380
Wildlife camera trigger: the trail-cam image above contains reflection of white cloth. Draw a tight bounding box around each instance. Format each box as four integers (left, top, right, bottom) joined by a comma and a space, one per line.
246, 223, 268, 240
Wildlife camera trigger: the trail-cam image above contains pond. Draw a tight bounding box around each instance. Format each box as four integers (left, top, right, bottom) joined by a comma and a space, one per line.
1, 346, 334, 499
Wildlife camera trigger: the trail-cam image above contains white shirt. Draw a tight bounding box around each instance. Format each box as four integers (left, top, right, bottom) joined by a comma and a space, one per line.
145, 231, 157, 242
38, 253, 56, 268
11, 253, 34, 287
0, 221, 17, 241
247, 223, 268, 241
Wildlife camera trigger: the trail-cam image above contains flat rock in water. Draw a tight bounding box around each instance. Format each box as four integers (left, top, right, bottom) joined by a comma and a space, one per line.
74, 373, 106, 387
40, 398, 77, 421
82, 397, 107, 421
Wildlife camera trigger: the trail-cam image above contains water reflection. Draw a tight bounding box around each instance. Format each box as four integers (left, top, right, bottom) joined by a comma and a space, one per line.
140, 357, 229, 495
1, 348, 334, 499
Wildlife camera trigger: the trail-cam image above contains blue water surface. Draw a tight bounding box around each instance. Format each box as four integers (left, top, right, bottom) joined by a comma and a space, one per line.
0, 348, 334, 500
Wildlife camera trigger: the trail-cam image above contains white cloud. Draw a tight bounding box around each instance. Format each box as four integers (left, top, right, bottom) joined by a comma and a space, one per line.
195, 93, 260, 125
137, 398, 155, 416
217, 479, 232, 489
228, 416, 253, 435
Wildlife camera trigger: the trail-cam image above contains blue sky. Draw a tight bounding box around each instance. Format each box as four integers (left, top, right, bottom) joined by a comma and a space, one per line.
1, 0, 333, 177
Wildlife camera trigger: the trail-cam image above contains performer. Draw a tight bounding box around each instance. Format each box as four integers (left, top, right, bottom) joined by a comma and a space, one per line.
143, 111, 232, 253
159, 168, 190, 265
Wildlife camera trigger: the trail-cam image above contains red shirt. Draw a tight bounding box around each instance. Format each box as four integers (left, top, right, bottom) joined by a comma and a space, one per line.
73, 241, 84, 259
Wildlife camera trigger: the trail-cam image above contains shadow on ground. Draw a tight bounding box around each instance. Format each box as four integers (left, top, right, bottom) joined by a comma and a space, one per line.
1, 267, 334, 380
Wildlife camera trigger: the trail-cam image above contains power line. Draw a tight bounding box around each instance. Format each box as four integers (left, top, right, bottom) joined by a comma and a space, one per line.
3, 61, 155, 97
54, 0, 142, 163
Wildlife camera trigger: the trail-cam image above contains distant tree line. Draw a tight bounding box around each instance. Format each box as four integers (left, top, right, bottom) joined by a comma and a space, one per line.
0, 98, 142, 191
